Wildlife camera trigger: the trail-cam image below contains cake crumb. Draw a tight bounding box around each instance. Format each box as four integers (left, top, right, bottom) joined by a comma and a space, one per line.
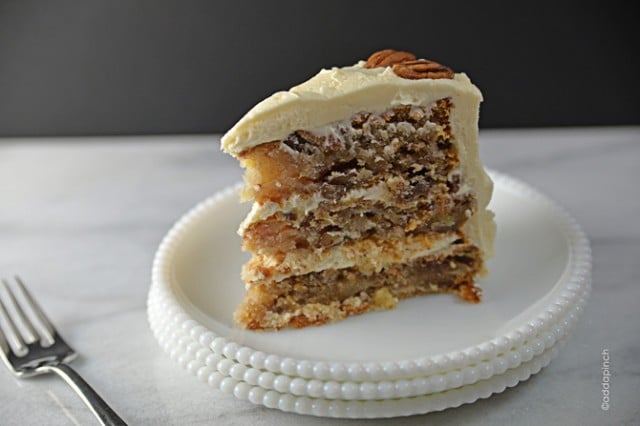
373, 288, 397, 310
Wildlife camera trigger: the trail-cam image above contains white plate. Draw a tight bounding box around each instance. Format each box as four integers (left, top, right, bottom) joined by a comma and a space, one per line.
148, 171, 591, 386
148, 281, 587, 402
150, 287, 572, 417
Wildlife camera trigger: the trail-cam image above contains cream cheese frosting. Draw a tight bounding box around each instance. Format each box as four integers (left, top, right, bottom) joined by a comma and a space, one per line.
221, 62, 481, 156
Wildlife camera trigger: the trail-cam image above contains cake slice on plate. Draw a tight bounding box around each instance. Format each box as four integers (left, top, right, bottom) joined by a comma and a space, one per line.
221, 49, 495, 330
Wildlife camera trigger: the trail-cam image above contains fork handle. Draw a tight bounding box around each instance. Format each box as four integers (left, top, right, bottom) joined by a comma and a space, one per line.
38, 364, 127, 426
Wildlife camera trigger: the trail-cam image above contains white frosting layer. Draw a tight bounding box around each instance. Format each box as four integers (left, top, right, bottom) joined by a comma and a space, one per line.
221, 63, 481, 156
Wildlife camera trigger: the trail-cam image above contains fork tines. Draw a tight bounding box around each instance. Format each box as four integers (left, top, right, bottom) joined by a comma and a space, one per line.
0, 277, 55, 353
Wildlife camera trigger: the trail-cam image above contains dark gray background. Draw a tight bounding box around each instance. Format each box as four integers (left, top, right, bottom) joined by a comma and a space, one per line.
0, 1, 637, 137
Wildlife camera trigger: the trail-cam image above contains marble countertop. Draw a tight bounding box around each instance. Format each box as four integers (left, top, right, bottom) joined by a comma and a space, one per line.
0, 127, 638, 425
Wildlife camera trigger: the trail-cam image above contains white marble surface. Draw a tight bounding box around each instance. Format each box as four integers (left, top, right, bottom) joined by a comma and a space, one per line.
0, 127, 638, 425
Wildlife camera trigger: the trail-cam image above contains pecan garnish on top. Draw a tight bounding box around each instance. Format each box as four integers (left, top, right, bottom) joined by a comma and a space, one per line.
364, 49, 416, 68
392, 59, 454, 80
364, 49, 454, 80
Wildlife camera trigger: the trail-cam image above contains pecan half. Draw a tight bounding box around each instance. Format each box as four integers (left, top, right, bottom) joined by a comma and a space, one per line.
364, 49, 416, 68
392, 59, 454, 80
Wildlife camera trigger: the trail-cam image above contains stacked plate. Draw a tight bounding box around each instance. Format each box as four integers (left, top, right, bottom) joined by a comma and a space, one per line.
147, 172, 591, 418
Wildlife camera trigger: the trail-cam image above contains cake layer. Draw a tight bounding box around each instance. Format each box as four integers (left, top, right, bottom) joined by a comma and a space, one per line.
239, 182, 394, 232
242, 187, 475, 256
238, 101, 456, 205
242, 232, 461, 285
235, 242, 482, 330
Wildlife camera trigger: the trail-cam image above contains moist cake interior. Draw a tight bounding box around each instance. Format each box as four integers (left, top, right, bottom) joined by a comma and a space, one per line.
234, 99, 485, 330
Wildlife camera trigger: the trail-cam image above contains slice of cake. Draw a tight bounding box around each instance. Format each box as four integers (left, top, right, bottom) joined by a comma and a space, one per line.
221, 49, 495, 330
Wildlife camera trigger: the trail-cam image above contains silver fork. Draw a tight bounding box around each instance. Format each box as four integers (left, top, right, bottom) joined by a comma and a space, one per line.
0, 276, 127, 426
